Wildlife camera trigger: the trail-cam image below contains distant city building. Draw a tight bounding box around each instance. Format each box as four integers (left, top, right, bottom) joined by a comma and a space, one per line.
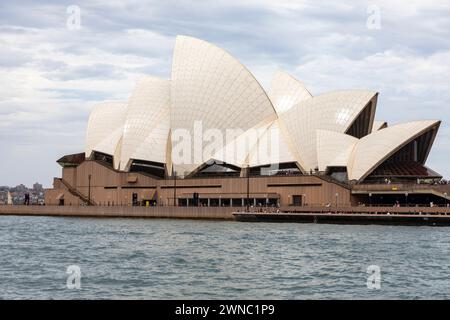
33, 183, 43, 191
0, 184, 45, 205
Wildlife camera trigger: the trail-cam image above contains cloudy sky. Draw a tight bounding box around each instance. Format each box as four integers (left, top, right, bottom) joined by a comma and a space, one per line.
0, 0, 449, 187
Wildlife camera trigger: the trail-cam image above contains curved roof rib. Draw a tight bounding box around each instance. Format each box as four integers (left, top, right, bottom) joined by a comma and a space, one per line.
85, 102, 127, 158
268, 70, 312, 114
348, 120, 441, 181
316, 130, 358, 172
119, 76, 170, 170
170, 35, 277, 175
278, 90, 377, 171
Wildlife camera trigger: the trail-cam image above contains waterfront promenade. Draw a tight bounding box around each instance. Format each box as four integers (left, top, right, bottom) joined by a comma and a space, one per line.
0, 205, 234, 220
1, 204, 449, 225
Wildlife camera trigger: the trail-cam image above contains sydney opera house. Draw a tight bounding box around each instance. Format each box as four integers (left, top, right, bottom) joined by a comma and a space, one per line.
45, 36, 448, 208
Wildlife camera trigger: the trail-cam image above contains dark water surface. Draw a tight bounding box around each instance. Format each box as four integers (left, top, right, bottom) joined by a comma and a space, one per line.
0, 215, 449, 299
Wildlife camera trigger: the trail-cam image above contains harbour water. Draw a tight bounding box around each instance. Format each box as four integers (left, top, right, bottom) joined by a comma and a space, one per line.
0, 215, 449, 299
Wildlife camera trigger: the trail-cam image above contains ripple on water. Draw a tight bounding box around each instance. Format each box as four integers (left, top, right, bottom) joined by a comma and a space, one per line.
0, 216, 449, 299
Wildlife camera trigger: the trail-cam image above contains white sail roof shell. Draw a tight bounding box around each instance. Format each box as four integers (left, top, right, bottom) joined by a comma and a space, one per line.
85, 102, 127, 158
247, 120, 298, 167
316, 130, 358, 171
170, 35, 277, 175
119, 76, 170, 170
209, 120, 272, 168
278, 90, 377, 171
268, 70, 312, 114
348, 120, 440, 181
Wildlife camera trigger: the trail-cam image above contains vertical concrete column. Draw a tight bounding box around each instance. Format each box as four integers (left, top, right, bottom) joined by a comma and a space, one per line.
208, 198, 211, 207
187, 198, 189, 206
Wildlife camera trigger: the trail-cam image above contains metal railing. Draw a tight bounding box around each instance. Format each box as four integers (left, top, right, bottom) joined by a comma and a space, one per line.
59, 178, 96, 206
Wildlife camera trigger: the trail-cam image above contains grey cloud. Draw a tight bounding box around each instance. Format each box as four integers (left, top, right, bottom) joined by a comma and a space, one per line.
46, 63, 125, 81
38, 88, 116, 103
0, 47, 31, 68
33, 59, 67, 71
